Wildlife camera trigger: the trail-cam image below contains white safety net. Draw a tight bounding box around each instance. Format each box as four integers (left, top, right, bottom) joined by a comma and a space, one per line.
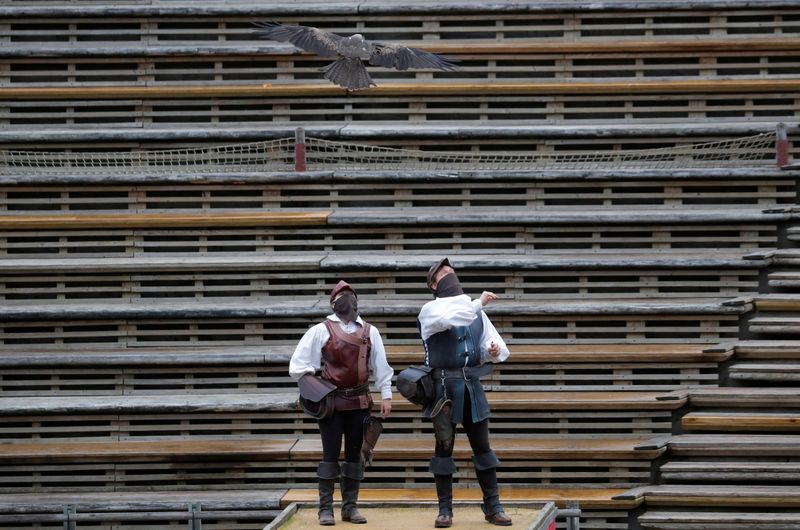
0, 132, 777, 174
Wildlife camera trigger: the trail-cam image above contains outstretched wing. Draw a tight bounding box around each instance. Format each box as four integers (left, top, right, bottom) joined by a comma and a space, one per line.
253, 21, 344, 58
368, 43, 459, 71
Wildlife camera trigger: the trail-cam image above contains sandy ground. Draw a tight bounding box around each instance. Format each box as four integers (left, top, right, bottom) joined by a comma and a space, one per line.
278, 504, 541, 529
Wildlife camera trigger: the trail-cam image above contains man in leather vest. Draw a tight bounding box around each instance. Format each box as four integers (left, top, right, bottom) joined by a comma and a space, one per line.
290, 280, 393, 526
419, 258, 512, 528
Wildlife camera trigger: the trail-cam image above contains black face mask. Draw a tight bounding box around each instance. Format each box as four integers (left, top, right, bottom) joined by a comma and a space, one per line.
434, 272, 464, 298
332, 293, 358, 322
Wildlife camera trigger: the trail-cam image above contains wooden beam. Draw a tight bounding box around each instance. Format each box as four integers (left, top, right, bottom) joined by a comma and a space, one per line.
0, 211, 331, 229
682, 412, 800, 431
2, 79, 799, 100
0, 439, 296, 463
428, 37, 800, 55
281, 487, 638, 510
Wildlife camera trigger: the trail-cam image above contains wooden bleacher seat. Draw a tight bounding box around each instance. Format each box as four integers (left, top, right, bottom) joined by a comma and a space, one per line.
0, 342, 723, 397
3, 79, 800, 100
0, 439, 295, 463
0, 250, 765, 305
639, 511, 800, 529
0, 346, 295, 367
0, 390, 684, 445
0, 391, 686, 417
0, 211, 330, 229
0, 296, 750, 318
0, 490, 285, 528
0, 436, 665, 490
754, 294, 800, 312
728, 362, 800, 383
730, 340, 800, 360
725, 341, 800, 383
0, 206, 786, 227
686, 387, 800, 408
681, 411, 800, 432
6, 34, 799, 57
623, 484, 800, 507
768, 271, 800, 288
749, 316, 800, 335
660, 460, 800, 482
291, 436, 667, 462
0, 343, 726, 367
665, 434, 800, 456
0, 121, 783, 145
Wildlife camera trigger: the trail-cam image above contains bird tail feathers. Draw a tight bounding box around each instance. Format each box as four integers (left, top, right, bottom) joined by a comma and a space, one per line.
320, 57, 375, 91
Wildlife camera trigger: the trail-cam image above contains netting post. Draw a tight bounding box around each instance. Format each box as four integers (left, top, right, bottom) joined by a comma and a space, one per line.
295, 127, 307, 172
777, 122, 789, 168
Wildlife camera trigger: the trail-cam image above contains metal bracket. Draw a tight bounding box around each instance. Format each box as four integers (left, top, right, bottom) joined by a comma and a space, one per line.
63, 504, 76, 530
189, 503, 202, 530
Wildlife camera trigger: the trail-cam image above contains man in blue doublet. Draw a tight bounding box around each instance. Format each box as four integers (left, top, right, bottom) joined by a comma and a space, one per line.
417, 258, 513, 528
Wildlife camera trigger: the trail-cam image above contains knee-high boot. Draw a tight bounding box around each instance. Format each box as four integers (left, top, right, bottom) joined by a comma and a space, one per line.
430, 456, 457, 527
474, 452, 512, 526
340, 461, 366, 524
317, 461, 340, 526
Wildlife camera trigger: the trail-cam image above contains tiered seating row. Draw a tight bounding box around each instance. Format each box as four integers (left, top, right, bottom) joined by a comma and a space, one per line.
2, 8, 796, 48
0, 490, 285, 530
1, 175, 793, 211
0, 344, 726, 397
2, 84, 798, 127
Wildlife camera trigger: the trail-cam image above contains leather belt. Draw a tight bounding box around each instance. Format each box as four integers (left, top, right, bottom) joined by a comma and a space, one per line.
335, 383, 370, 397
432, 364, 492, 381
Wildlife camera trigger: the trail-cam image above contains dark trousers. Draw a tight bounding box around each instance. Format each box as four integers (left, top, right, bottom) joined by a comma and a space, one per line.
319, 408, 371, 463
434, 390, 491, 458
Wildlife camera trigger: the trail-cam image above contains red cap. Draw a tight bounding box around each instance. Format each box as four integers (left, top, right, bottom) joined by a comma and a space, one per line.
330, 280, 357, 304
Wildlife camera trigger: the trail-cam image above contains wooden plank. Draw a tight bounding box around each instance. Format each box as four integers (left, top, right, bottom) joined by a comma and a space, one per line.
668, 434, 800, 456
430, 38, 800, 54
0, 211, 331, 229
290, 437, 665, 461
0, 393, 299, 415
729, 362, 800, 382
3, 79, 800, 100
661, 461, 800, 481
682, 412, 800, 431
0, 346, 294, 366
641, 484, 800, 507
640, 511, 800, 529
733, 340, 800, 360
7, 36, 800, 56
281, 487, 638, 510
0, 439, 296, 463
688, 388, 800, 407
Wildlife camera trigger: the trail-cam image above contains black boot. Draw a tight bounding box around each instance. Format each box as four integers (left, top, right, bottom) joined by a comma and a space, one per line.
474, 452, 511, 526
430, 456, 456, 527
317, 461, 339, 526
340, 461, 366, 524
434, 474, 453, 527
475, 467, 512, 526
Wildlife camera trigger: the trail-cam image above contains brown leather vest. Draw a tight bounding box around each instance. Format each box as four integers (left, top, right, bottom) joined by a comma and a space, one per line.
321, 319, 371, 389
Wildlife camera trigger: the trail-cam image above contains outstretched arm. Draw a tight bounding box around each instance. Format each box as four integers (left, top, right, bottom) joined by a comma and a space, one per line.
418, 294, 478, 340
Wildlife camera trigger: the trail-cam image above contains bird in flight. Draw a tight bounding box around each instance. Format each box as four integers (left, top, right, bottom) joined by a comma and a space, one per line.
253, 22, 459, 91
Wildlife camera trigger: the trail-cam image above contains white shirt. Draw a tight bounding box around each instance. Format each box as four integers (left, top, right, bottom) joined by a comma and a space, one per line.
418, 294, 510, 363
289, 314, 394, 400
